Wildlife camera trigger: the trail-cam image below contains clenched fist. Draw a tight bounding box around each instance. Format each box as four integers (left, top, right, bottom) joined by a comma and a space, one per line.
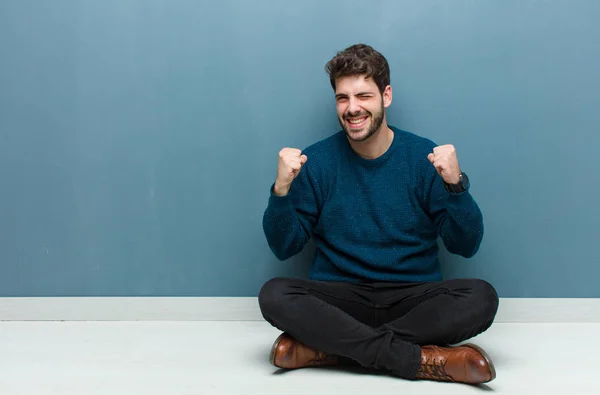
427, 144, 461, 184
273, 148, 308, 196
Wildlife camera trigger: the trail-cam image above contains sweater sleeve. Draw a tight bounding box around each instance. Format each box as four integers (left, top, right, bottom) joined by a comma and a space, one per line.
262, 164, 321, 261
423, 166, 484, 258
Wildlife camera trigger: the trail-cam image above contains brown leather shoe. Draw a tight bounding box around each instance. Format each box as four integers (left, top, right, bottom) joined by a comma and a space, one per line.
269, 333, 338, 369
416, 343, 496, 384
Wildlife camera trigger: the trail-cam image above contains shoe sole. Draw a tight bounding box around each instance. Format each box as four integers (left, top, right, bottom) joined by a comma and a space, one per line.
461, 343, 497, 382
269, 333, 287, 367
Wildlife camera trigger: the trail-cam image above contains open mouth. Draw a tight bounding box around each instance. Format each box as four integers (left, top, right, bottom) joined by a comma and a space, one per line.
346, 116, 369, 129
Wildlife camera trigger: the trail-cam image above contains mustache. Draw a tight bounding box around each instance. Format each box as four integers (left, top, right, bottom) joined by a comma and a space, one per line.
344, 111, 370, 120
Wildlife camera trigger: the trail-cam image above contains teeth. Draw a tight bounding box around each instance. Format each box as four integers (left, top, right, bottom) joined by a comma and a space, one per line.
348, 117, 366, 124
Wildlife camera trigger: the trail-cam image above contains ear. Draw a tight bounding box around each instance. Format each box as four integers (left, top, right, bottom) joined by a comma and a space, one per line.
383, 85, 392, 108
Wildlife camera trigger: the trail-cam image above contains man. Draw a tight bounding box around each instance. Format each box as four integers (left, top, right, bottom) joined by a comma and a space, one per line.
259, 44, 499, 384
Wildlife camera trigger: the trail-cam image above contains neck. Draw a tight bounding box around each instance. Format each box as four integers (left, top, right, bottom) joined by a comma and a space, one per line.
348, 123, 394, 159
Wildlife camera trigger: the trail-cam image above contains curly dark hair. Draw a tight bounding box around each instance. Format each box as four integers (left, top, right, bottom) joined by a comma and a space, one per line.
325, 44, 390, 94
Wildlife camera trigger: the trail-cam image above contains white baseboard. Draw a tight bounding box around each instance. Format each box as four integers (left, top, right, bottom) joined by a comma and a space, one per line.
0, 297, 261, 321
0, 297, 598, 323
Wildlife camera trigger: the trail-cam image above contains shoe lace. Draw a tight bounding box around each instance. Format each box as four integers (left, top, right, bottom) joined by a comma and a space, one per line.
419, 357, 453, 381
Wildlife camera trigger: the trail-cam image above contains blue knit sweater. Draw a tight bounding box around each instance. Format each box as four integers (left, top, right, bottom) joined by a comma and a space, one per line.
262, 127, 484, 283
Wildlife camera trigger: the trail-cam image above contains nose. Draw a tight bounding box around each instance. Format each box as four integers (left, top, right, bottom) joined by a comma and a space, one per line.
347, 97, 362, 116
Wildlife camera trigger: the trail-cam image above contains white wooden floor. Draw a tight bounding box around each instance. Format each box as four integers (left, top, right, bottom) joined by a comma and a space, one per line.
0, 321, 597, 394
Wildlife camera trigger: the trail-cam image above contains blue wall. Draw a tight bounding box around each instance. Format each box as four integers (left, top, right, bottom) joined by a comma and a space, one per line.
1, 1, 598, 297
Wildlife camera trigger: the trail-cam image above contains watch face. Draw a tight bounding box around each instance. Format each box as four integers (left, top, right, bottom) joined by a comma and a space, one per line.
444, 172, 469, 193
460, 172, 469, 189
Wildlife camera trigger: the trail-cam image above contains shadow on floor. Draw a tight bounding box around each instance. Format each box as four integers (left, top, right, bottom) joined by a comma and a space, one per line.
271, 365, 496, 391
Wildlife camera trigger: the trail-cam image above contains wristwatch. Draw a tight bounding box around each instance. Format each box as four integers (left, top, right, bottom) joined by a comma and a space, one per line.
444, 172, 469, 194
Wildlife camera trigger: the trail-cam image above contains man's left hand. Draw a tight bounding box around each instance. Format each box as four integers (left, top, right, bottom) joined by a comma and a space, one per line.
427, 144, 461, 184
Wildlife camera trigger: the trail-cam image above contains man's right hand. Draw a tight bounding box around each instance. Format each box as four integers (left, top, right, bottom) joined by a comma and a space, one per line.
274, 148, 307, 196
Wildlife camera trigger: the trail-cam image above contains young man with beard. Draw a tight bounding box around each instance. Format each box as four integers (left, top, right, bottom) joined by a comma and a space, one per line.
259, 44, 499, 384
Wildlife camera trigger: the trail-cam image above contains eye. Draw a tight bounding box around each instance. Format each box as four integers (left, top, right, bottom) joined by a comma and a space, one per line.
336, 97, 348, 103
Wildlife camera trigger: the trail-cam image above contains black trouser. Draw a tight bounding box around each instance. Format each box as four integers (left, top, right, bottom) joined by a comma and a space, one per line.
258, 277, 499, 379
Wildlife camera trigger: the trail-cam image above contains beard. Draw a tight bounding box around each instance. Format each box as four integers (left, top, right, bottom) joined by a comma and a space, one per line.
339, 101, 385, 142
